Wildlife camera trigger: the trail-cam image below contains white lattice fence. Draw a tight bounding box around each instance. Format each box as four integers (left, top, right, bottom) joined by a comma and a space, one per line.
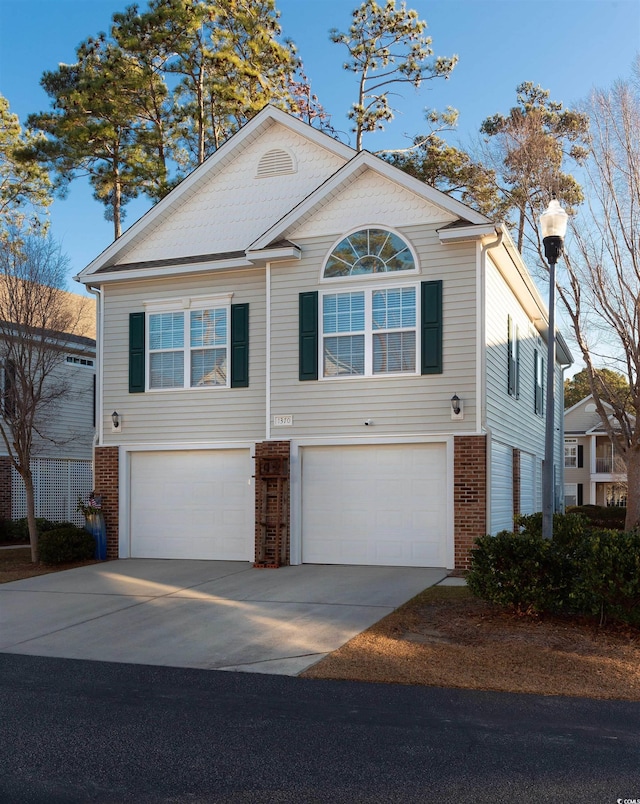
11, 459, 93, 526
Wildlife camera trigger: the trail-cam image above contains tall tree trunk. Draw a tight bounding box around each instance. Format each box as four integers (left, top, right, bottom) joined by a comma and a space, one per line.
624, 445, 640, 531
23, 469, 39, 563
113, 175, 122, 239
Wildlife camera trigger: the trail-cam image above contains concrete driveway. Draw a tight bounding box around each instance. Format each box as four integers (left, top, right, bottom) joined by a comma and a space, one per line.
0, 560, 447, 675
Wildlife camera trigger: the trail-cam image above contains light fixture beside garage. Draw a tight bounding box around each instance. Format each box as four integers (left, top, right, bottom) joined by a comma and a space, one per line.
111, 411, 121, 432
451, 395, 464, 420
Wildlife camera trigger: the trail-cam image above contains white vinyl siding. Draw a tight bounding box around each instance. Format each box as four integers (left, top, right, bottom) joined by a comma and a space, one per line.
0, 355, 95, 461
101, 271, 265, 444
485, 258, 560, 512
270, 226, 478, 436
491, 441, 513, 535
520, 451, 536, 516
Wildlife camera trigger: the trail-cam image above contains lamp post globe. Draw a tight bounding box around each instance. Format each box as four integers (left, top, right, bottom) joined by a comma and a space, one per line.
540, 197, 568, 541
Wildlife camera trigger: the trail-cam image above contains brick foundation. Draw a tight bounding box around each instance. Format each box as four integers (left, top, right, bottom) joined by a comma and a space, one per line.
254, 441, 290, 567
94, 446, 119, 559
0, 456, 11, 519
454, 435, 487, 571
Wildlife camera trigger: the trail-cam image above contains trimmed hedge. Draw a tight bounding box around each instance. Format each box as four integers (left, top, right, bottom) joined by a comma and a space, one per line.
567, 504, 626, 530
0, 517, 63, 543
38, 525, 96, 565
467, 513, 640, 626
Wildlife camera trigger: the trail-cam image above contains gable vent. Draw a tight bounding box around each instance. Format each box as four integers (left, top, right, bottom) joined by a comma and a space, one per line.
256, 148, 296, 178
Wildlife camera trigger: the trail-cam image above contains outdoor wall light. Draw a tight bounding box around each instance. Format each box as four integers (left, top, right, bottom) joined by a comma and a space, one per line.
111, 411, 120, 430
451, 394, 464, 420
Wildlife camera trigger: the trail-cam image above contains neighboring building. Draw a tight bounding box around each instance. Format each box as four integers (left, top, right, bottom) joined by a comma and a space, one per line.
0, 290, 96, 524
76, 106, 572, 570
564, 395, 628, 508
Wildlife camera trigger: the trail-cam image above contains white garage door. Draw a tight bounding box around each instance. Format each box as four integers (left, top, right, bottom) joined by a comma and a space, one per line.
491, 441, 513, 535
301, 444, 448, 567
130, 450, 253, 560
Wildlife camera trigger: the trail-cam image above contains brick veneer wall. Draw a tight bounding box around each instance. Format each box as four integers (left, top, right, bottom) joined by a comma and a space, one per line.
254, 440, 290, 567
94, 446, 119, 559
0, 456, 11, 519
454, 435, 487, 571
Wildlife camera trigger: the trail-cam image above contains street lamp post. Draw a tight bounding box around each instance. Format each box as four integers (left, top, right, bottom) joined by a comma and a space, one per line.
540, 198, 568, 541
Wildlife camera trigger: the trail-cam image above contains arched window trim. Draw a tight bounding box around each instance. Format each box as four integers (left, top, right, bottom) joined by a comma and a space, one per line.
320, 226, 419, 283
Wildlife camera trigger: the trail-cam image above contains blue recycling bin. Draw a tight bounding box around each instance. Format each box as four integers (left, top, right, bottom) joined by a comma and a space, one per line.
84, 512, 107, 560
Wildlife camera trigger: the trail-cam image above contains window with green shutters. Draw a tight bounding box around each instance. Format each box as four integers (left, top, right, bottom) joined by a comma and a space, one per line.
299, 280, 442, 380
129, 300, 248, 391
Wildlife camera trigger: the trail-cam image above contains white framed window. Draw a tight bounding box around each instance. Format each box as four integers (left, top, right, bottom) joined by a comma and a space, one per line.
564, 439, 577, 468
322, 228, 417, 280
145, 294, 232, 390
321, 285, 417, 377
66, 355, 95, 367
564, 483, 578, 508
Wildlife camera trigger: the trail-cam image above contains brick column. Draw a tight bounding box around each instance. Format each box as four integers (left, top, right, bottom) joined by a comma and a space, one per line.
254, 441, 290, 567
454, 435, 487, 571
94, 446, 119, 559
0, 456, 11, 520
512, 448, 521, 527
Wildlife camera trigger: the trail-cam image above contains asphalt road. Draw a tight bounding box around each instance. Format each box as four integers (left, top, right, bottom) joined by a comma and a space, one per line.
1, 653, 639, 803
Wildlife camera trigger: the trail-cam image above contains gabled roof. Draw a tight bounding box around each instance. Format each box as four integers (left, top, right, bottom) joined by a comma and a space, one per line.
247, 150, 489, 253
76, 106, 354, 282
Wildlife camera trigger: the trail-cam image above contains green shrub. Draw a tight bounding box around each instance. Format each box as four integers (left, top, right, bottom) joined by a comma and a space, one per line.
468, 512, 640, 627
570, 529, 640, 625
514, 511, 589, 549
467, 531, 567, 613
567, 505, 626, 530
39, 525, 96, 565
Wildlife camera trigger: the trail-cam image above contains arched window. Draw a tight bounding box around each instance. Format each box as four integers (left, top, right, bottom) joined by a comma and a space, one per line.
323, 228, 415, 278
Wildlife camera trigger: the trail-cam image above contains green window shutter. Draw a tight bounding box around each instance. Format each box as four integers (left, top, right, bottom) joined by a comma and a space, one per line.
299, 291, 318, 381
577, 444, 584, 469
230, 303, 249, 388
421, 280, 442, 375
577, 483, 583, 505
129, 312, 145, 393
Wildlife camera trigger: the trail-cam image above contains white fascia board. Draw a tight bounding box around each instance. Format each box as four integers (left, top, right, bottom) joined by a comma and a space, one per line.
77, 106, 354, 280
487, 224, 573, 366
80, 256, 255, 285
438, 223, 497, 242
248, 151, 490, 252
246, 245, 301, 263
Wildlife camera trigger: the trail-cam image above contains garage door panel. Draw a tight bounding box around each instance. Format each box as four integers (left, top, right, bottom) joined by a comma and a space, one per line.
130, 450, 252, 560
302, 444, 447, 567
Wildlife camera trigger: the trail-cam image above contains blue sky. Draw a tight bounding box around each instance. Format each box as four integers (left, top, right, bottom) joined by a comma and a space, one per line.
0, 0, 638, 288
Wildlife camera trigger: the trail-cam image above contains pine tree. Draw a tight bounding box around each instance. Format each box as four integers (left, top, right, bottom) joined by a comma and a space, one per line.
331, 0, 456, 151
480, 82, 589, 253
0, 95, 52, 239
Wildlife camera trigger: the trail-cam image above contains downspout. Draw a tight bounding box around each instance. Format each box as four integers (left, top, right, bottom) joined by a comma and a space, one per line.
86, 286, 103, 450
479, 228, 503, 535
266, 262, 272, 440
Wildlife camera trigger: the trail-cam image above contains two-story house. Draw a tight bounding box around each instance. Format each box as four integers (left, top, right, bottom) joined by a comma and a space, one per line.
76, 106, 572, 571
564, 395, 628, 508
0, 289, 96, 525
